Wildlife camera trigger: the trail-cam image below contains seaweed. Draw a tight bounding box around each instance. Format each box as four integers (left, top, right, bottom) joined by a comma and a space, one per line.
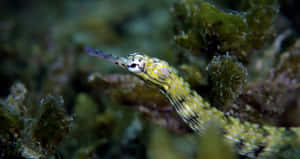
207, 54, 248, 108
1, 0, 300, 158
32, 95, 72, 153
0, 83, 72, 159
172, 0, 279, 61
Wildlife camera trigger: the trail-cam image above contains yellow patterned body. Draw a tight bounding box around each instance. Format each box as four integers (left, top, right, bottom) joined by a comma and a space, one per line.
85, 47, 300, 158
127, 53, 300, 158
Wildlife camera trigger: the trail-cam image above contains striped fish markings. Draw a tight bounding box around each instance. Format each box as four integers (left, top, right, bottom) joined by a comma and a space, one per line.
85, 46, 300, 158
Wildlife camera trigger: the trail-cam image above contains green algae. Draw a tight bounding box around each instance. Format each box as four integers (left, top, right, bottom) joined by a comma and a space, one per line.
0, 83, 26, 134
179, 64, 208, 88
33, 95, 71, 152
0, 0, 300, 159
207, 54, 248, 108
172, 0, 278, 61
0, 83, 72, 159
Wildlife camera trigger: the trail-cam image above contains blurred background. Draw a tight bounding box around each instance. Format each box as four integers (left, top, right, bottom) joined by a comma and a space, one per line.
1, 0, 300, 159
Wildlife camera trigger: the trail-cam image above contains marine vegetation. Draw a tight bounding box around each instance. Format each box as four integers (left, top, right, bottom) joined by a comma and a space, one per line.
0, 83, 72, 158
1, 0, 300, 159
84, 41, 298, 158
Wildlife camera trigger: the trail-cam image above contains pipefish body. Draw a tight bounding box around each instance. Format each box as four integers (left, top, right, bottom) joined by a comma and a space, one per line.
85, 46, 300, 158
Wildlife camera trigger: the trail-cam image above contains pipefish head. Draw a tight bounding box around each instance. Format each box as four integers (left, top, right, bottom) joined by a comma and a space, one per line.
85, 46, 171, 87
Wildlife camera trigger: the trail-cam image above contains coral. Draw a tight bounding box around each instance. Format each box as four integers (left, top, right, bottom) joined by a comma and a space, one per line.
237, 40, 300, 125
272, 40, 300, 83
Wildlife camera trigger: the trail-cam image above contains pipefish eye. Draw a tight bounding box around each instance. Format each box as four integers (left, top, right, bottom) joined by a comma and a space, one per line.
129, 64, 137, 68
127, 54, 146, 73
